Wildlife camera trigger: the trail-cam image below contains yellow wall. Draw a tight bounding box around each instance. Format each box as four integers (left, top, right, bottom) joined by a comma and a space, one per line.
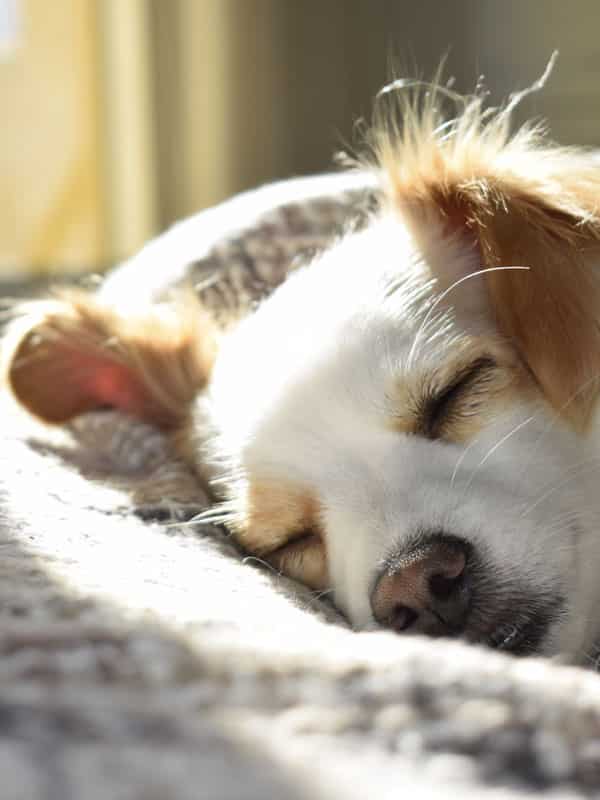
97, 0, 157, 264
0, 0, 158, 277
0, 0, 105, 276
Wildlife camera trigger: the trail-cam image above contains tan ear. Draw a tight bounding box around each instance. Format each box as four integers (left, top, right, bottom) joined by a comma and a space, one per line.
478, 199, 600, 430
4, 289, 216, 429
376, 86, 600, 430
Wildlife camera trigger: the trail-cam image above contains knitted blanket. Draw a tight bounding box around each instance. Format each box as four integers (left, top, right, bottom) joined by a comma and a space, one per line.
2, 173, 600, 799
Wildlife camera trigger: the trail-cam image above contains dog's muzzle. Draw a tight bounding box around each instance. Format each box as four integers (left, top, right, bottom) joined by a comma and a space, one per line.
371, 531, 565, 655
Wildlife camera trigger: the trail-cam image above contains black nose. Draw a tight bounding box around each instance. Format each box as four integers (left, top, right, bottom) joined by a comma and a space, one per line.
371, 535, 471, 637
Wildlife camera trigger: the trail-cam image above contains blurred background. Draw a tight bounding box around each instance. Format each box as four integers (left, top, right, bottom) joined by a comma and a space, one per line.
2, 0, 600, 280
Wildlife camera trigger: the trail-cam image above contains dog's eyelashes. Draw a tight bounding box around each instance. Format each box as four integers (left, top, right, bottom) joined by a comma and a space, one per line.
420, 356, 498, 440
422, 378, 471, 438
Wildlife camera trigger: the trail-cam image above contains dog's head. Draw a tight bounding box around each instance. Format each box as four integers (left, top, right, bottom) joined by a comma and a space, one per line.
7, 83, 600, 662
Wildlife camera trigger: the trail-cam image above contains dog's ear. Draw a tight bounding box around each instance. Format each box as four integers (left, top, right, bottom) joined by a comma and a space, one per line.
4, 290, 216, 429
378, 91, 600, 430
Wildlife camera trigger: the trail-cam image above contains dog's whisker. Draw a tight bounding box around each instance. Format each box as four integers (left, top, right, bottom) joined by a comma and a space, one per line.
461, 415, 535, 496
516, 371, 600, 486
310, 588, 334, 601
406, 267, 530, 370
520, 458, 600, 519
241, 555, 282, 575
305, 588, 336, 610
175, 505, 237, 527
521, 454, 600, 505
449, 435, 482, 489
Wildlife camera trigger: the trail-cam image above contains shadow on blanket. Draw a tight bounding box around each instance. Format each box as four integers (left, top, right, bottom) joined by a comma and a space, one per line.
2, 400, 600, 799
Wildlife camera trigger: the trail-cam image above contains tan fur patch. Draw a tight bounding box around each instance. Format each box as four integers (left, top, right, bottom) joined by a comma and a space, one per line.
230, 480, 321, 551
226, 479, 328, 589
5, 289, 216, 430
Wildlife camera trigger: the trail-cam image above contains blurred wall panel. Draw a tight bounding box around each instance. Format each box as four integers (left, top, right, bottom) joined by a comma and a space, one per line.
0, 0, 159, 277
97, 0, 158, 264
151, 0, 289, 227
151, 0, 226, 224
0, 0, 105, 276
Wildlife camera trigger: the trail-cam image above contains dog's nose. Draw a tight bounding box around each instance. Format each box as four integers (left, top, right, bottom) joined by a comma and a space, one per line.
371, 536, 471, 636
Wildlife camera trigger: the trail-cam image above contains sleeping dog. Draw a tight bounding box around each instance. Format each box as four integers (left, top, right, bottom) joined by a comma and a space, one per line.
6, 77, 600, 664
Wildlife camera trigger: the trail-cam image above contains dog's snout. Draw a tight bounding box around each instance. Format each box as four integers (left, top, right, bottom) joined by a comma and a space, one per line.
371, 537, 471, 636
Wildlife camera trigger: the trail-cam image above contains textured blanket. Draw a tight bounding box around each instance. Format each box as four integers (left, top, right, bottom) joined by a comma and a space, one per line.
2, 173, 600, 799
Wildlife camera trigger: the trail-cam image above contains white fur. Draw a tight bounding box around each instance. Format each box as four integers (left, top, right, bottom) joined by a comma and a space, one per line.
197, 210, 600, 664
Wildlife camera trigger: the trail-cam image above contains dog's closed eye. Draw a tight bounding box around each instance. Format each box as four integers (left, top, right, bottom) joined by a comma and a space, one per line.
265, 531, 328, 590
420, 356, 499, 440
389, 351, 522, 444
